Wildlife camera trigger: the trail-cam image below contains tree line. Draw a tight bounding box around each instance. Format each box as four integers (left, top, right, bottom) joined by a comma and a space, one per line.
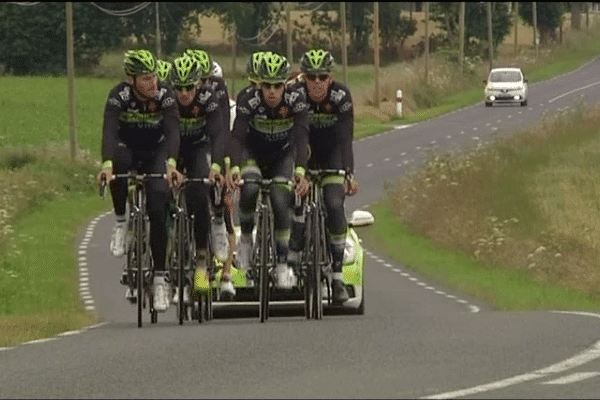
0, 2, 572, 76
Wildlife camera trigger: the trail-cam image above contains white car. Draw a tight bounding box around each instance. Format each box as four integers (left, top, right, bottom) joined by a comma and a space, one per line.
484, 67, 528, 107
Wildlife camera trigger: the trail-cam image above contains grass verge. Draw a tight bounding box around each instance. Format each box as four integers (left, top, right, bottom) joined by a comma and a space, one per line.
366, 104, 600, 311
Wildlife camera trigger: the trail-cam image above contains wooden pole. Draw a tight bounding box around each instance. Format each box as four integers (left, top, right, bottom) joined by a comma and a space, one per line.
286, 2, 293, 63
66, 2, 77, 160
514, 2, 519, 57
341, 2, 348, 84
487, 2, 493, 72
533, 2, 538, 59
424, 2, 429, 84
459, 2, 465, 75
374, 2, 380, 108
155, 2, 161, 59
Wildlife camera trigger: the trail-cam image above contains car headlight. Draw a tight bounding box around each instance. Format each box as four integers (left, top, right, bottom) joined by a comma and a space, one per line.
343, 237, 356, 265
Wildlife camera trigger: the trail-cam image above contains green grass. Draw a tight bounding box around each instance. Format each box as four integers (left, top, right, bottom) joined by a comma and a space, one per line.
362, 199, 600, 311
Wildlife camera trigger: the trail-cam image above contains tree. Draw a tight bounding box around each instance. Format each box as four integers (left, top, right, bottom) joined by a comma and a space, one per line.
429, 2, 512, 58
518, 2, 567, 45
379, 3, 417, 60
0, 2, 126, 75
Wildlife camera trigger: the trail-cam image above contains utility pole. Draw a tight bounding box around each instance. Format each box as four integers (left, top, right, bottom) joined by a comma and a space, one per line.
155, 2, 161, 59
66, 2, 78, 160
459, 2, 465, 75
374, 2, 380, 108
286, 2, 292, 63
533, 2, 538, 59
487, 2, 493, 72
231, 24, 237, 97
424, 1, 429, 84
341, 2, 348, 84
514, 1, 519, 57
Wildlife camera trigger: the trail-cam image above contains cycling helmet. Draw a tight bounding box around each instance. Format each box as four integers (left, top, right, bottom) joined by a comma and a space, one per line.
123, 48, 157, 76
300, 49, 335, 74
156, 59, 172, 83
170, 55, 200, 88
258, 53, 291, 84
185, 49, 212, 78
211, 61, 223, 78
246, 51, 267, 83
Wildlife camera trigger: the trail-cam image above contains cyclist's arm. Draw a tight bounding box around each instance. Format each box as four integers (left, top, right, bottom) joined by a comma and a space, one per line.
162, 87, 180, 166
291, 94, 310, 175
206, 104, 226, 173
337, 101, 355, 175
101, 90, 123, 168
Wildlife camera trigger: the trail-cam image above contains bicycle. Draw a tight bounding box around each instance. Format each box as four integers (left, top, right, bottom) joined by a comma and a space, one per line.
168, 177, 221, 324
100, 171, 166, 328
299, 169, 347, 320
239, 177, 294, 323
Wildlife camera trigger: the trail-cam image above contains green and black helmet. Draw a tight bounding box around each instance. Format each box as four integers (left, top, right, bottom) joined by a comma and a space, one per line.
185, 49, 212, 78
246, 51, 270, 84
156, 59, 172, 83
170, 55, 200, 89
123, 48, 157, 76
258, 53, 291, 84
300, 49, 335, 74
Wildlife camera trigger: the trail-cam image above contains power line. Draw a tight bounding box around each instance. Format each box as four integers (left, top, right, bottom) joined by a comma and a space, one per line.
7, 2, 41, 5
90, 2, 151, 17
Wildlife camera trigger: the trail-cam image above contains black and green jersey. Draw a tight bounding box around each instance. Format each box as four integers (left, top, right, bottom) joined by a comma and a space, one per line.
101, 81, 179, 163
290, 81, 354, 173
230, 86, 309, 168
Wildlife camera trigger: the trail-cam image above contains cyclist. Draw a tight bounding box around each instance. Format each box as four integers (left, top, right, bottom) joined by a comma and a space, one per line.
156, 59, 172, 84
288, 49, 360, 304
227, 53, 310, 289
96, 48, 183, 312
184, 48, 231, 271
235, 51, 270, 102
169, 54, 233, 298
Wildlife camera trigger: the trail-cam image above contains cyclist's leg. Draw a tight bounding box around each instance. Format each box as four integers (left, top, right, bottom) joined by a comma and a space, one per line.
181, 145, 210, 258
142, 148, 169, 273
238, 161, 261, 273
322, 179, 349, 302
268, 152, 296, 288
109, 144, 134, 258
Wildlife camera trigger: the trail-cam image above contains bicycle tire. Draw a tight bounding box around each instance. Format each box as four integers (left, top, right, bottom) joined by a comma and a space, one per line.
258, 205, 270, 323
177, 208, 186, 325
313, 203, 324, 320
304, 204, 315, 319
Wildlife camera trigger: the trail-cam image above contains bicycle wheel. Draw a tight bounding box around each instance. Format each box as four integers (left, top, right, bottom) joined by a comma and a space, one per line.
177, 208, 186, 325
303, 204, 316, 319
258, 205, 270, 323
312, 204, 324, 320
134, 209, 144, 328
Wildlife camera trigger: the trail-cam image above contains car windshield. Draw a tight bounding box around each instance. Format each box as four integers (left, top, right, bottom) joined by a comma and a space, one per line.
489, 71, 522, 83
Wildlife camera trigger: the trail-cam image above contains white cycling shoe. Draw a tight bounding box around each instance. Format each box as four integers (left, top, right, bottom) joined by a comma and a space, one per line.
110, 221, 127, 258
274, 264, 296, 289
211, 219, 230, 262
153, 274, 170, 312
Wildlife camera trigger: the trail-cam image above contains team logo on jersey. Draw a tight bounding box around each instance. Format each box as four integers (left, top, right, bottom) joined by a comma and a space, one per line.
206, 102, 218, 112
324, 103, 332, 113
108, 97, 121, 107
155, 88, 167, 101
340, 101, 352, 113
119, 86, 131, 102
148, 101, 158, 112
284, 91, 299, 105
330, 89, 346, 103
238, 106, 251, 115
198, 91, 212, 104
292, 102, 308, 113
248, 92, 261, 109
192, 106, 200, 117
161, 97, 175, 108
258, 107, 265, 114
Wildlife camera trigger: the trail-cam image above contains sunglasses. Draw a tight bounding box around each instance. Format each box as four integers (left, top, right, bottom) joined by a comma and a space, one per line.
261, 82, 284, 89
305, 73, 330, 82
173, 84, 196, 91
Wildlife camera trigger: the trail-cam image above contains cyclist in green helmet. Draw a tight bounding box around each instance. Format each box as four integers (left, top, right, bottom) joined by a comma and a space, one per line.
96, 47, 183, 312
227, 52, 310, 290
169, 54, 234, 299
288, 48, 359, 304
156, 59, 173, 84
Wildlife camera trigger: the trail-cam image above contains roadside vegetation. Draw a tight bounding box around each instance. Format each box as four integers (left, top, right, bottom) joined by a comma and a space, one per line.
365, 102, 600, 311
2, 21, 600, 346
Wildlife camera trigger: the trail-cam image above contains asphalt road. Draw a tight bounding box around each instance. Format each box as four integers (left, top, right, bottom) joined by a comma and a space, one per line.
3, 58, 600, 399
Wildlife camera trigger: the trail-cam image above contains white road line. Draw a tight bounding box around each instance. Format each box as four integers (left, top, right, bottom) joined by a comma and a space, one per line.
548, 81, 600, 103
392, 268, 401, 272
541, 372, 600, 385
422, 312, 600, 399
